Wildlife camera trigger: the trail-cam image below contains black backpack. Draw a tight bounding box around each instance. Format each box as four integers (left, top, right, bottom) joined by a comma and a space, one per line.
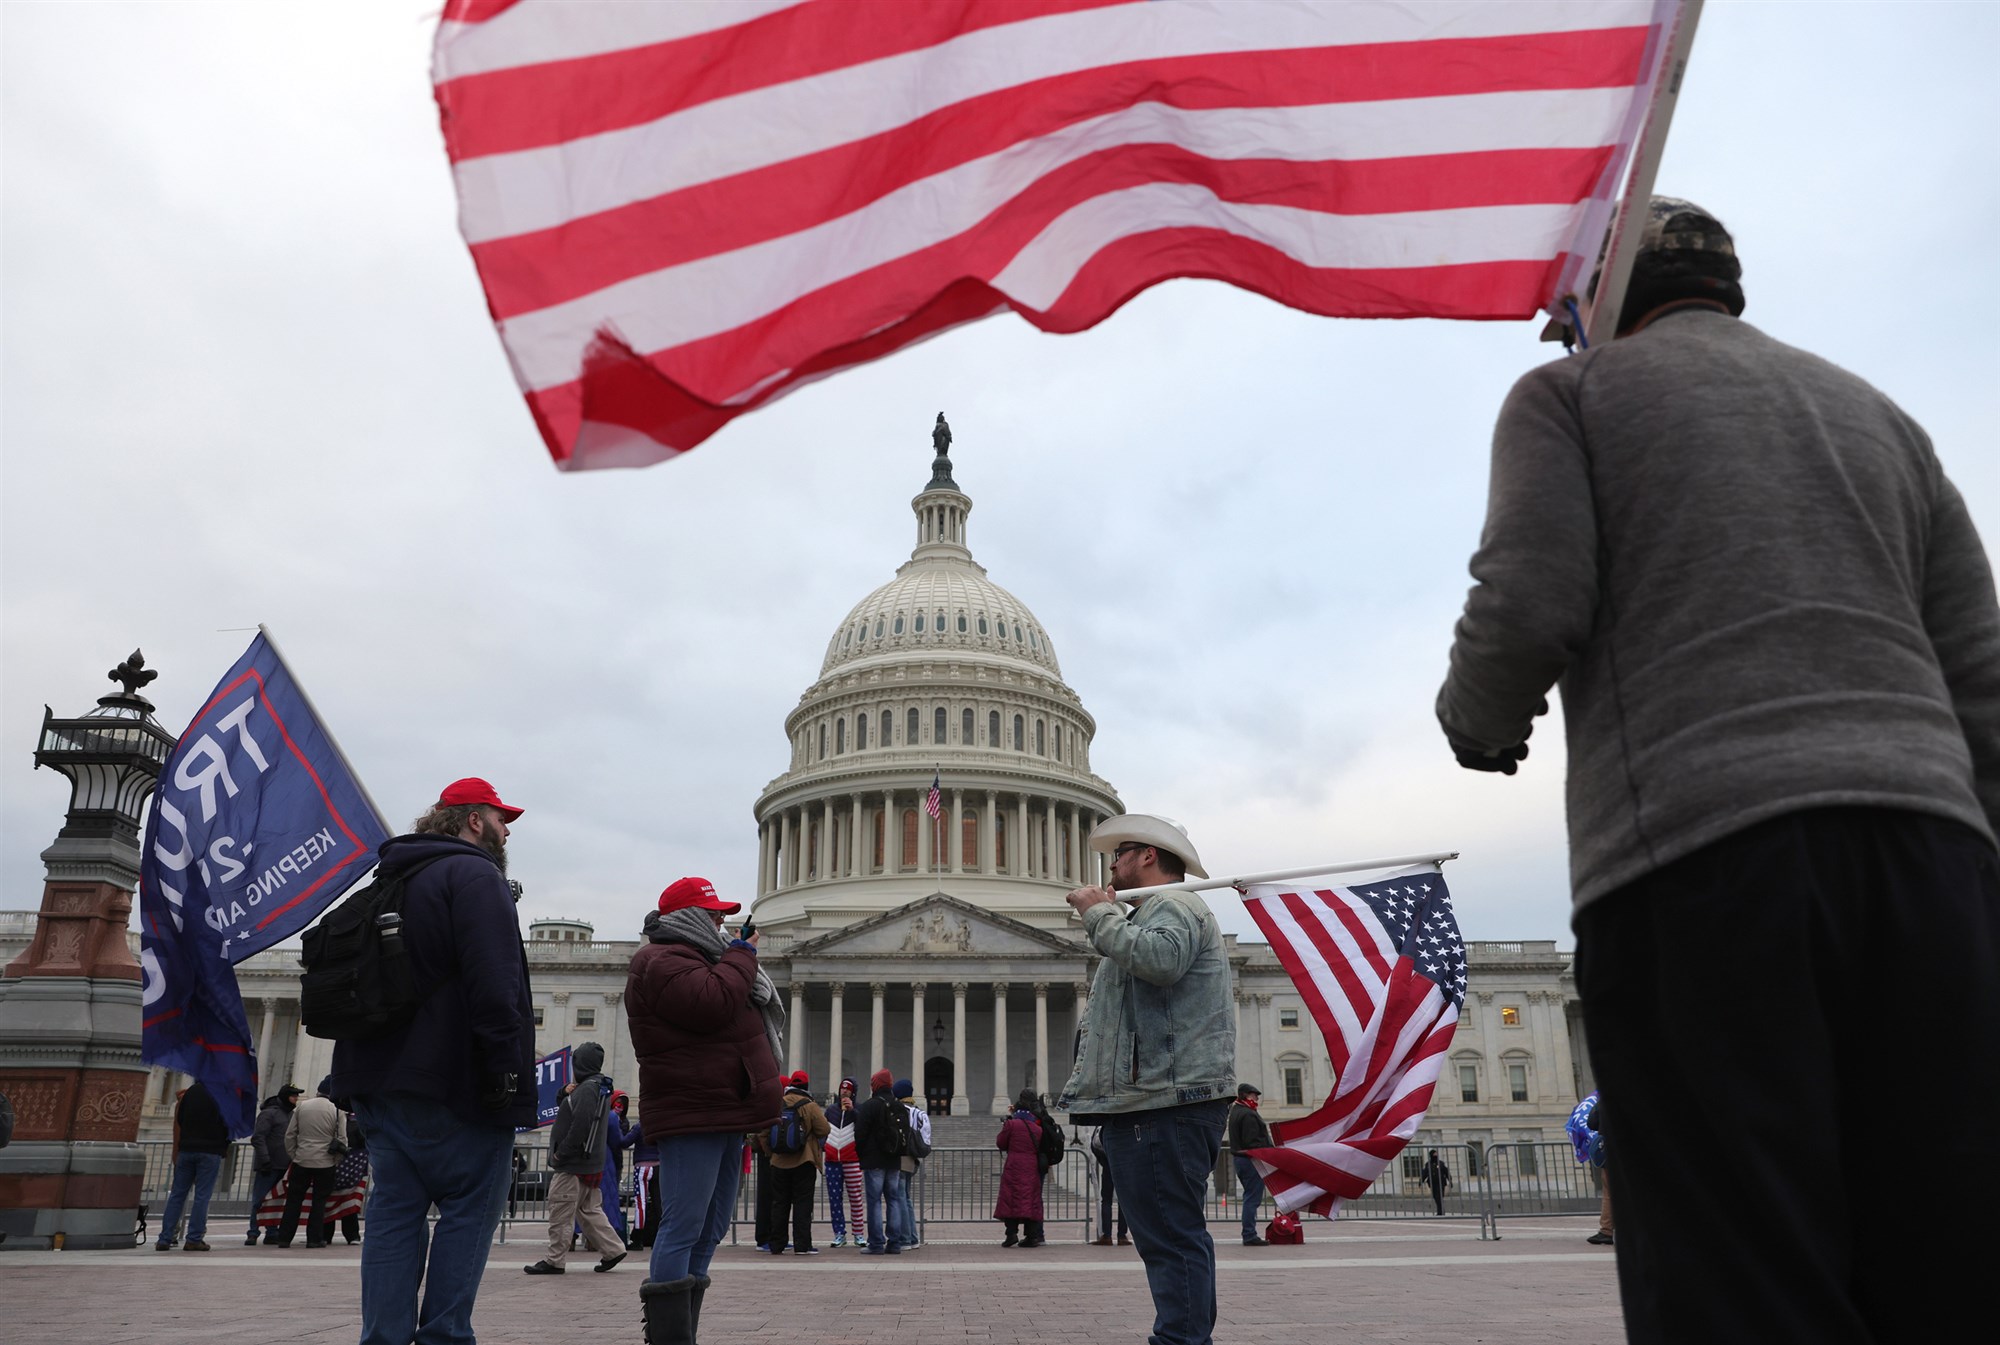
1038, 1114, 1066, 1167
299, 856, 446, 1040
769, 1104, 805, 1155
882, 1096, 912, 1157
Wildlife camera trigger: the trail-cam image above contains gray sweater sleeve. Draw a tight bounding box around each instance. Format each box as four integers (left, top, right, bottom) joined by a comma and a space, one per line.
1437, 362, 1597, 751
1921, 471, 2000, 834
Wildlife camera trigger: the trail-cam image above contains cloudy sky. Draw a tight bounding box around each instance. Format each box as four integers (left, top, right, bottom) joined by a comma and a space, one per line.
4, 2, 1995, 955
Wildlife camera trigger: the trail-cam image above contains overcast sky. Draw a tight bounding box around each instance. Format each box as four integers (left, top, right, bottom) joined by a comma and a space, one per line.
4, 2, 1996, 954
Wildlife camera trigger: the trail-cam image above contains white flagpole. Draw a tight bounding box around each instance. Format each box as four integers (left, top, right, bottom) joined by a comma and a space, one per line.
1582, 0, 1706, 347
1112, 851, 1460, 903
256, 623, 392, 839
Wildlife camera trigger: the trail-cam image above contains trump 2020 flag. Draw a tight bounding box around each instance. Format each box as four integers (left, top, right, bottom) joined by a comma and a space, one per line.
1238, 863, 1463, 1216
138, 632, 390, 1135
432, 0, 1691, 468
533, 1046, 574, 1130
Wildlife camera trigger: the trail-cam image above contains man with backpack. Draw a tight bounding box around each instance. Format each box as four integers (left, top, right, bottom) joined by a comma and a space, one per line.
891, 1078, 932, 1250
325, 778, 535, 1345
524, 1041, 626, 1274
766, 1072, 829, 1254
853, 1069, 910, 1255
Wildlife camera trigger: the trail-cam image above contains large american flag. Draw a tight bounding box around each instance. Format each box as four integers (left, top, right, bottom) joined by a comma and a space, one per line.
925, 770, 944, 820
1239, 863, 1464, 1216
432, 0, 1688, 469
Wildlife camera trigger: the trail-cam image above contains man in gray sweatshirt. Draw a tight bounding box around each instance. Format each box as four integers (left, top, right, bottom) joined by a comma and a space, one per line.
1438, 196, 2000, 1345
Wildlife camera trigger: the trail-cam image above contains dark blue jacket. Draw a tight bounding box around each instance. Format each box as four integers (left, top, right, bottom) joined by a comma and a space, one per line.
328, 834, 534, 1128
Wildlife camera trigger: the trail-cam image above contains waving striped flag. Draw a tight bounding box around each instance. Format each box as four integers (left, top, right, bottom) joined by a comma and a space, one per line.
925, 770, 944, 820
1238, 863, 1463, 1216
433, 0, 1687, 469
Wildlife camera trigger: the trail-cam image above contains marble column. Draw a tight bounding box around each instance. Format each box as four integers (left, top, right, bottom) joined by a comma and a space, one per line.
779, 811, 794, 888
829, 983, 845, 1081
1033, 982, 1050, 1098
820, 799, 835, 879
949, 789, 964, 874
911, 983, 927, 1093
1069, 807, 1084, 884
870, 981, 887, 1074
881, 790, 895, 872
982, 793, 997, 875
256, 999, 276, 1087
850, 794, 864, 878
951, 982, 969, 1115
1016, 795, 1030, 877
992, 983, 1010, 1114
789, 982, 807, 1070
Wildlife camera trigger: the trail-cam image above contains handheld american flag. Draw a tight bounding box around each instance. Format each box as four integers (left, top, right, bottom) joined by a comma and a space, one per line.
1238, 863, 1464, 1216
432, 0, 1694, 469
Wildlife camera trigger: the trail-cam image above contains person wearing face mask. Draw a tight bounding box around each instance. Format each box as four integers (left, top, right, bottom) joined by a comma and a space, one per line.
627, 877, 785, 1345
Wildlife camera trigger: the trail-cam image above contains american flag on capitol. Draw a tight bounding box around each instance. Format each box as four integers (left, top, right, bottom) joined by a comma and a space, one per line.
1238, 863, 1464, 1216
432, 0, 1690, 470
925, 770, 944, 820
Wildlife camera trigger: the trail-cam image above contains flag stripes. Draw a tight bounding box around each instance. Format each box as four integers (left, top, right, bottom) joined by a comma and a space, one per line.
434, 0, 1683, 468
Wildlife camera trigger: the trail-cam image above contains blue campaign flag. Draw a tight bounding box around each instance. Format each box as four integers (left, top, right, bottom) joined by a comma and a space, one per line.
138, 630, 390, 1136
531, 1046, 575, 1130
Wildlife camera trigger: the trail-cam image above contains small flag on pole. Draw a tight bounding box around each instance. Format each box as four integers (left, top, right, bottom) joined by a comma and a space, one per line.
925, 769, 943, 820
1237, 863, 1464, 1216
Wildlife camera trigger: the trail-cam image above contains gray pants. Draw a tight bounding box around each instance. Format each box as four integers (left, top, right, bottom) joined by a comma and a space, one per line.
547, 1170, 623, 1265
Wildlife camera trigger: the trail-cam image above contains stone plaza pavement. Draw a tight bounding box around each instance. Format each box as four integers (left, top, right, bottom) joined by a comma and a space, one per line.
1, 1217, 1626, 1345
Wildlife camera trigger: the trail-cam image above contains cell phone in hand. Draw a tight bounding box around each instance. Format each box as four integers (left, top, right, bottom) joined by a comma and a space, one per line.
740, 917, 757, 940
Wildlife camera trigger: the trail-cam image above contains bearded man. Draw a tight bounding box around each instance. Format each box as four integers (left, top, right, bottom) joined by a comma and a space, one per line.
329, 777, 535, 1345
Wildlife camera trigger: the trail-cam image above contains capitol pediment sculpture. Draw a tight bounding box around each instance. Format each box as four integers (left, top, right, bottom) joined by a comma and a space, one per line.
898, 908, 975, 954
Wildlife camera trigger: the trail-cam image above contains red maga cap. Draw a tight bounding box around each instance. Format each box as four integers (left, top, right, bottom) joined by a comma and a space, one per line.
437, 777, 523, 821
658, 875, 741, 916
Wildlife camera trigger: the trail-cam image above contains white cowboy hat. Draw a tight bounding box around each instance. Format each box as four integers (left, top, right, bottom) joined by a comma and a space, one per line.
1087, 813, 1208, 880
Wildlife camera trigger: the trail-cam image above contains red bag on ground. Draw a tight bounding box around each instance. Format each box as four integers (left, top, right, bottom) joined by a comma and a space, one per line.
1267, 1212, 1304, 1244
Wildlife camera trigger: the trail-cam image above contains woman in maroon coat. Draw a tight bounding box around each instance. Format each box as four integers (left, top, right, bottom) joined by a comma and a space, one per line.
627, 877, 784, 1345
994, 1088, 1046, 1247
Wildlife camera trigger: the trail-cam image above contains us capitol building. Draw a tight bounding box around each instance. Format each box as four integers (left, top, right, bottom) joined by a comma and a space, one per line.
0, 420, 1593, 1174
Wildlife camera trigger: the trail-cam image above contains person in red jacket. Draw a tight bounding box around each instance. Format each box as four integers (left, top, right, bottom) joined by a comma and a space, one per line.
627, 877, 784, 1345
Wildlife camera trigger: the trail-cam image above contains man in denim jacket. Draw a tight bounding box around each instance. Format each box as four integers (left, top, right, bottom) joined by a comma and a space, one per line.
1059, 815, 1235, 1345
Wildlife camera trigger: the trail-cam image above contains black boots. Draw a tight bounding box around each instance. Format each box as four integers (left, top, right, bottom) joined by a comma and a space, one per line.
640, 1274, 710, 1345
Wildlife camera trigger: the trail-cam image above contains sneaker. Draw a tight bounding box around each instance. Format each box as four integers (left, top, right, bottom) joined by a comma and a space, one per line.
1243, 1236, 1269, 1246
1091, 1235, 1113, 1246
244, 1234, 260, 1247
184, 1240, 211, 1252
831, 1235, 848, 1248
755, 1243, 771, 1252
859, 1246, 887, 1255
594, 1251, 627, 1272
154, 1243, 172, 1252
886, 1245, 902, 1254
798, 1247, 820, 1256
1586, 1232, 1614, 1246
523, 1260, 566, 1274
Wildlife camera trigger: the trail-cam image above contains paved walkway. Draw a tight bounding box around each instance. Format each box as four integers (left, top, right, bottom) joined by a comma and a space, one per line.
1, 1218, 1626, 1344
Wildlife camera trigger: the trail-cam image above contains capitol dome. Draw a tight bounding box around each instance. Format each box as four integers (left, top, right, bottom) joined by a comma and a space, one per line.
748, 418, 1123, 943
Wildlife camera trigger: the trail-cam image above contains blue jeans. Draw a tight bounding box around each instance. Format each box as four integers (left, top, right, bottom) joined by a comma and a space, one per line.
158, 1151, 222, 1245
889, 1165, 917, 1246
1233, 1156, 1267, 1241
247, 1168, 281, 1240
861, 1166, 902, 1251
1101, 1101, 1228, 1345
649, 1132, 742, 1283
355, 1092, 514, 1345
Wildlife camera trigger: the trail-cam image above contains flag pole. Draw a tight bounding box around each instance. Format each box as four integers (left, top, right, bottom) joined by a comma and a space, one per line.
1112, 851, 1460, 904
256, 623, 392, 839
1582, 0, 1706, 347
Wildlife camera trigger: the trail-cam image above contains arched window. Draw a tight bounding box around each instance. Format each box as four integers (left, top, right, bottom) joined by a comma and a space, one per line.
856, 713, 869, 750
1053, 724, 1062, 759
994, 811, 1008, 870
893, 614, 905, 635
842, 629, 852, 650
819, 724, 827, 759
962, 814, 979, 868
988, 709, 1000, 746
1036, 719, 1046, 755
872, 811, 885, 870
807, 821, 820, 878
1013, 715, 1025, 751
916, 612, 926, 633
997, 619, 1007, 639
978, 614, 989, 635
1015, 625, 1025, 643
901, 809, 919, 868
934, 706, 947, 742
874, 617, 884, 638
835, 719, 846, 754
881, 706, 893, 742
908, 707, 920, 743
957, 613, 968, 633
935, 610, 945, 635
962, 707, 974, 743
1059, 824, 1072, 880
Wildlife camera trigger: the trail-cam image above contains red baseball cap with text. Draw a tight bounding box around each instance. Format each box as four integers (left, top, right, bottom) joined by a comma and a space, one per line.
658, 875, 741, 916
437, 777, 524, 822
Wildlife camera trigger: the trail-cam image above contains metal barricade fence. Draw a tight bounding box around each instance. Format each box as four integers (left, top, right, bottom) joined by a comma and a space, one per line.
1478, 1139, 1601, 1239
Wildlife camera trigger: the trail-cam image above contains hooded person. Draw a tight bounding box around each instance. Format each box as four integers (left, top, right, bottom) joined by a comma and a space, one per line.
821, 1076, 865, 1248
628, 876, 783, 1343
245, 1085, 303, 1245
765, 1072, 830, 1254
889, 1078, 931, 1250
523, 1042, 627, 1275
994, 1088, 1046, 1247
